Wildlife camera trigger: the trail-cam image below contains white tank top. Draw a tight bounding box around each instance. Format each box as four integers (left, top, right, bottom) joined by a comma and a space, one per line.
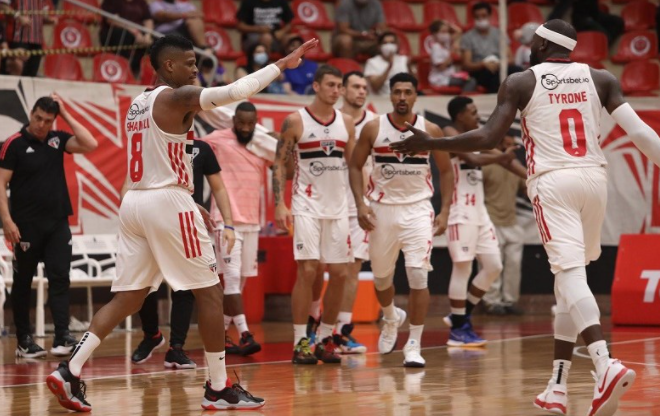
347, 109, 377, 216
126, 86, 194, 193
292, 108, 349, 219
521, 61, 607, 181
448, 155, 490, 225
367, 114, 433, 205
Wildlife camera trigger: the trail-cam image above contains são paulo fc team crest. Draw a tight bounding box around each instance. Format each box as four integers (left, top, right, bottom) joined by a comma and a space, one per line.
209, 263, 217, 273
48, 137, 60, 149
321, 140, 335, 155
20, 242, 30, 252
394, 151, 407, 162
297, 243, 304, 251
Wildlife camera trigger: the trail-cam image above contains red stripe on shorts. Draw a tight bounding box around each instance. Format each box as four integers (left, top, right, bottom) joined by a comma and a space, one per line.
179, 212, 191, 258
185, 211, 197, 258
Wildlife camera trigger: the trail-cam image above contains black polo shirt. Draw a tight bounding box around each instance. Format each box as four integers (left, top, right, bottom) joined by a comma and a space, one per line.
0, 126, 73, 222
191, 139, 221, 206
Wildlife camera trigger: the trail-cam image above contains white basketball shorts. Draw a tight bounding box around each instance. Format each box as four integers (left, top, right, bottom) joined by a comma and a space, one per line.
215, 225, 259, 295
349, 215, 369, 261
293, 215, 351, 263
447, 221, 500, 263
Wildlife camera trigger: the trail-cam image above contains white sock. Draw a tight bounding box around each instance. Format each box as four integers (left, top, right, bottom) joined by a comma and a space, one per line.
233, 314, 249, 334
205, 351, 228, 390
587, 340, 610, 377
309, 299, 321, 320
224, 315, 232, 331
382, 302, 398, 321
293, 324, 307, 346
68, 332, 101, 377
450, 306, 466, 316
336, 311, 352, 333
317, 322, 334, 343
551, 359, 571, 386
408, 324, 424, 344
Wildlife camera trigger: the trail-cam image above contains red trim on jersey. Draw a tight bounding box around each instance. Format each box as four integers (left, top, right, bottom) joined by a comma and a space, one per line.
179, 212, 191, 258
425, 171, 433, 191
366, 175, 375, 198
522, 118, 536, 176
179, 144, 190, 187
451, 161, 459, 205
168, 143, 181, 185
387, 113, 417, 132
304, 107, 337, 126
546, 58, 572, 63
0, 132, 21, 160
355, 110, 367, 126
297, 140, 347, 150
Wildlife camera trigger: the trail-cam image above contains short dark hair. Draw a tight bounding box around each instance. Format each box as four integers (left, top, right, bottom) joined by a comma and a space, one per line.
236, 101, 257, 113
429, 20, 444, 34
389, 72, 418, 90
32, 96, 60, 116
472, 2, 492, 15
378, 31, 397, 45
314, 65, 343, 83
150, 35, 194, 71
342, 70, 364, 86
447, 96, 474, 122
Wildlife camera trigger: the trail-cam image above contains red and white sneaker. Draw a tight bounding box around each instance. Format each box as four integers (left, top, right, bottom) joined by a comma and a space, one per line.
534, 382, 568, 415
587, 359, 636, 416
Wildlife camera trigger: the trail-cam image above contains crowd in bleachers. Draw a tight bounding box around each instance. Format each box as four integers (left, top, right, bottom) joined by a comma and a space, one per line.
0, 0, 658, 95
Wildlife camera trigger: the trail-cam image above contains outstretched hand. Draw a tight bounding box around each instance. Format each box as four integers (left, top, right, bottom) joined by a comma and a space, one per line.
276, 38, 319, 70
389, 122, 436, 155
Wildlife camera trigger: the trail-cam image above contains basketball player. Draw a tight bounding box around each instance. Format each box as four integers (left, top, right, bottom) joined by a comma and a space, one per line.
349, 73, 454, 367
443, 96, 522, 347
46, 34, 317, 411
273, 65, 356, 365
392, 20, 660, 416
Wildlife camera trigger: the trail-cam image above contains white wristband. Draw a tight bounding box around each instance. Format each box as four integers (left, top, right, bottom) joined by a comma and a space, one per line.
199, 64, 281, 111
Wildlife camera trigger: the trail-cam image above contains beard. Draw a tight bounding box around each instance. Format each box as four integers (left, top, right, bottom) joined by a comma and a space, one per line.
529, 49, 540, 67
235, 128, 255, 145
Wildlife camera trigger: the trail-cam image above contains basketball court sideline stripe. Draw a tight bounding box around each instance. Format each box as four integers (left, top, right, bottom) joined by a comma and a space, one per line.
572, 335, 660, 367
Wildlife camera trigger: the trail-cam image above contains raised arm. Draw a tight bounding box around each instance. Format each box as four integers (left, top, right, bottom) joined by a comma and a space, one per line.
349, 119, 378, 231
428, 122, 453, 236
53, 93, 98, 154
273, 113, 300, 230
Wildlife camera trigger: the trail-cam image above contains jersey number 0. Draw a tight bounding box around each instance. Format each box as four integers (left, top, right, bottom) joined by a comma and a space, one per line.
559, 109, 587, 157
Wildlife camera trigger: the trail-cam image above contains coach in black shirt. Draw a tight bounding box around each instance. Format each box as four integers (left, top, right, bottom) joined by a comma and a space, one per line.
0, 95, 97, 358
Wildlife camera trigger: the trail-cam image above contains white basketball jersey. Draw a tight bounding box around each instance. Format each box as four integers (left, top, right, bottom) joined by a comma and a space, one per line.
292, 108, 349, 219
448, 155, 490, 225
126, 86, 194, 193
347, 109, 377, 216
367, 114, 433, 205
521, 62, 607, 181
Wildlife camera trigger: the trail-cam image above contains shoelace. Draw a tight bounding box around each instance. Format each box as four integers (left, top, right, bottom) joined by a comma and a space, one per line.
76, 380, 89, 403
231, 371, 258, 401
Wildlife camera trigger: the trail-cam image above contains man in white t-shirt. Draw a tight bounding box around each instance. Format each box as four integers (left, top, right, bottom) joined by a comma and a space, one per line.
364, 32, 412, 96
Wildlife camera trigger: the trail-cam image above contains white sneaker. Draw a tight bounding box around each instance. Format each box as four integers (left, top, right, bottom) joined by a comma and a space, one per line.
587, 359, 636, 416
402, 339, 425, 368
534, 381, 568, 415
378, 307, 406, 354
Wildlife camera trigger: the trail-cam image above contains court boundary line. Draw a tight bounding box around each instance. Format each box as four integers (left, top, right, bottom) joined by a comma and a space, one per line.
573, 336, 660, 367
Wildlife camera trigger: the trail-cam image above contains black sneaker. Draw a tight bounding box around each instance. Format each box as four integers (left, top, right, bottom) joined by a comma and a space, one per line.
164, 345, 197, 369
292, 337, 318, 365
306, 315, 319, 344
201, 380, 265, 410
16, 335, 47, 358
51, 332, 78, 357
314, 336, 341, 364
504, 304, 525, 316
239, 331, 262, 356
131, 331, 165, 364
46, 361, 92, 412
225, 335, 240, 355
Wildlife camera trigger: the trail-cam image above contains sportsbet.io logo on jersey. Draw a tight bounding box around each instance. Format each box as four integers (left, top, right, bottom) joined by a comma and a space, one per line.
309, 161, 345, 176
381, 164, 423, 179
541, 74, 590, 90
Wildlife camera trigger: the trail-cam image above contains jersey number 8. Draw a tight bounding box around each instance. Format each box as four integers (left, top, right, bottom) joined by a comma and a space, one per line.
130, 133, 143, 182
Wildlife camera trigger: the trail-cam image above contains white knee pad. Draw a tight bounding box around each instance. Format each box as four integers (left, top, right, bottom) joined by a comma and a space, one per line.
472, 253, 503, 292
448, 261, 471, 300
406, 267, 428, 290
374, 272, 394, 291
223, 272, 242, 295
556, 267, 601, 333
553, 285, 579, 343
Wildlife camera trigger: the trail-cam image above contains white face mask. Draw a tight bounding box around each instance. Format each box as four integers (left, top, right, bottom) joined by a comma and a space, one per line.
381, 43, 398, 57
253, 52, 268, 66
435, 33, 451, 44
475, 19, 490, 30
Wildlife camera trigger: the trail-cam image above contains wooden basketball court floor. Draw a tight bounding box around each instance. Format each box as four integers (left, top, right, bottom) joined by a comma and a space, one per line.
1, 316, 659, 415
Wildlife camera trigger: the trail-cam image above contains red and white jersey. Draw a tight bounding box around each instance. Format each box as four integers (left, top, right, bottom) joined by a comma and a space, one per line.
292, 108, 349, 219
367, 114, 433, 205
126, 86, 194, 193
521, 61, 607, 181
448, 155, 490, 225
347, 109, 377, 216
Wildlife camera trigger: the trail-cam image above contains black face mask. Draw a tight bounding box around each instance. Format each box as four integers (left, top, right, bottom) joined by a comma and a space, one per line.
234, 128, 255, 145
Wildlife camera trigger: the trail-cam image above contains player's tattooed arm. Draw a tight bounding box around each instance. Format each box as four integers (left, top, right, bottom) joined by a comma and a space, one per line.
273, 114, 298, 230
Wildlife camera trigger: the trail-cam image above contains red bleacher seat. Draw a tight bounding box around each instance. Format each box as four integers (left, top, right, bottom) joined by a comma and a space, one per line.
327, 58, 362, 74
204, 24, 243, 60
290, 27, 332, 61
621, 60, 660, 96
44, 54, 85, 81
93, 54, 136, 84
52, 20, 92, 52
612, 31, 658, 63
63, 0, 100, 24
382, 1, 424, 32
621, 0, 657, 32
416, 58, 462, 95
465, 1, 499, 30
203, 0, 237, 27
507, 3, 544, 33
422, 1, 463, 30
291, 0, 334, 30
140, 56, 157, 86
570, 31, 608, 64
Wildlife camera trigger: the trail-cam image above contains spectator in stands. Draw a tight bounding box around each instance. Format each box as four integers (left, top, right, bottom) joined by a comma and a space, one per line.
514, 22, 539, 71
333, 0, 386, 59
150, 0, 212, 52
283, 36, 318, 95
0, 20, 27, 76
364, 31, 412, 96
235, 43, 286, 94
0, 0, 45, 77
100, 0, 154, 77
571, 0, 623, 45
428, 20, 460, 88
460, 2, 520, 94
236, 0, 294, 52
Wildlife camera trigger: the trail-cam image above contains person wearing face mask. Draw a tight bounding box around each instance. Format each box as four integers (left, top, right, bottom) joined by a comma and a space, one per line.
364, 32, 413, 96
428, 20, 462, 88
460, 2, 521, 93
236, 43, 286, 94
514, 22, 540, 71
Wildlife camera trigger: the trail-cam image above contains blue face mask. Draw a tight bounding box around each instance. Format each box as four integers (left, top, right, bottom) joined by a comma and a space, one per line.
253, 52, 269, 66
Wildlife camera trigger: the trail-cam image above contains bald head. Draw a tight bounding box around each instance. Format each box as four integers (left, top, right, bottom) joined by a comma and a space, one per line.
529, 20, 578, 66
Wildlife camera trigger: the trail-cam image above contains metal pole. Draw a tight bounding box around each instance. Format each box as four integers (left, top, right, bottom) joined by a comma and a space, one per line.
499, 0, 508, 84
